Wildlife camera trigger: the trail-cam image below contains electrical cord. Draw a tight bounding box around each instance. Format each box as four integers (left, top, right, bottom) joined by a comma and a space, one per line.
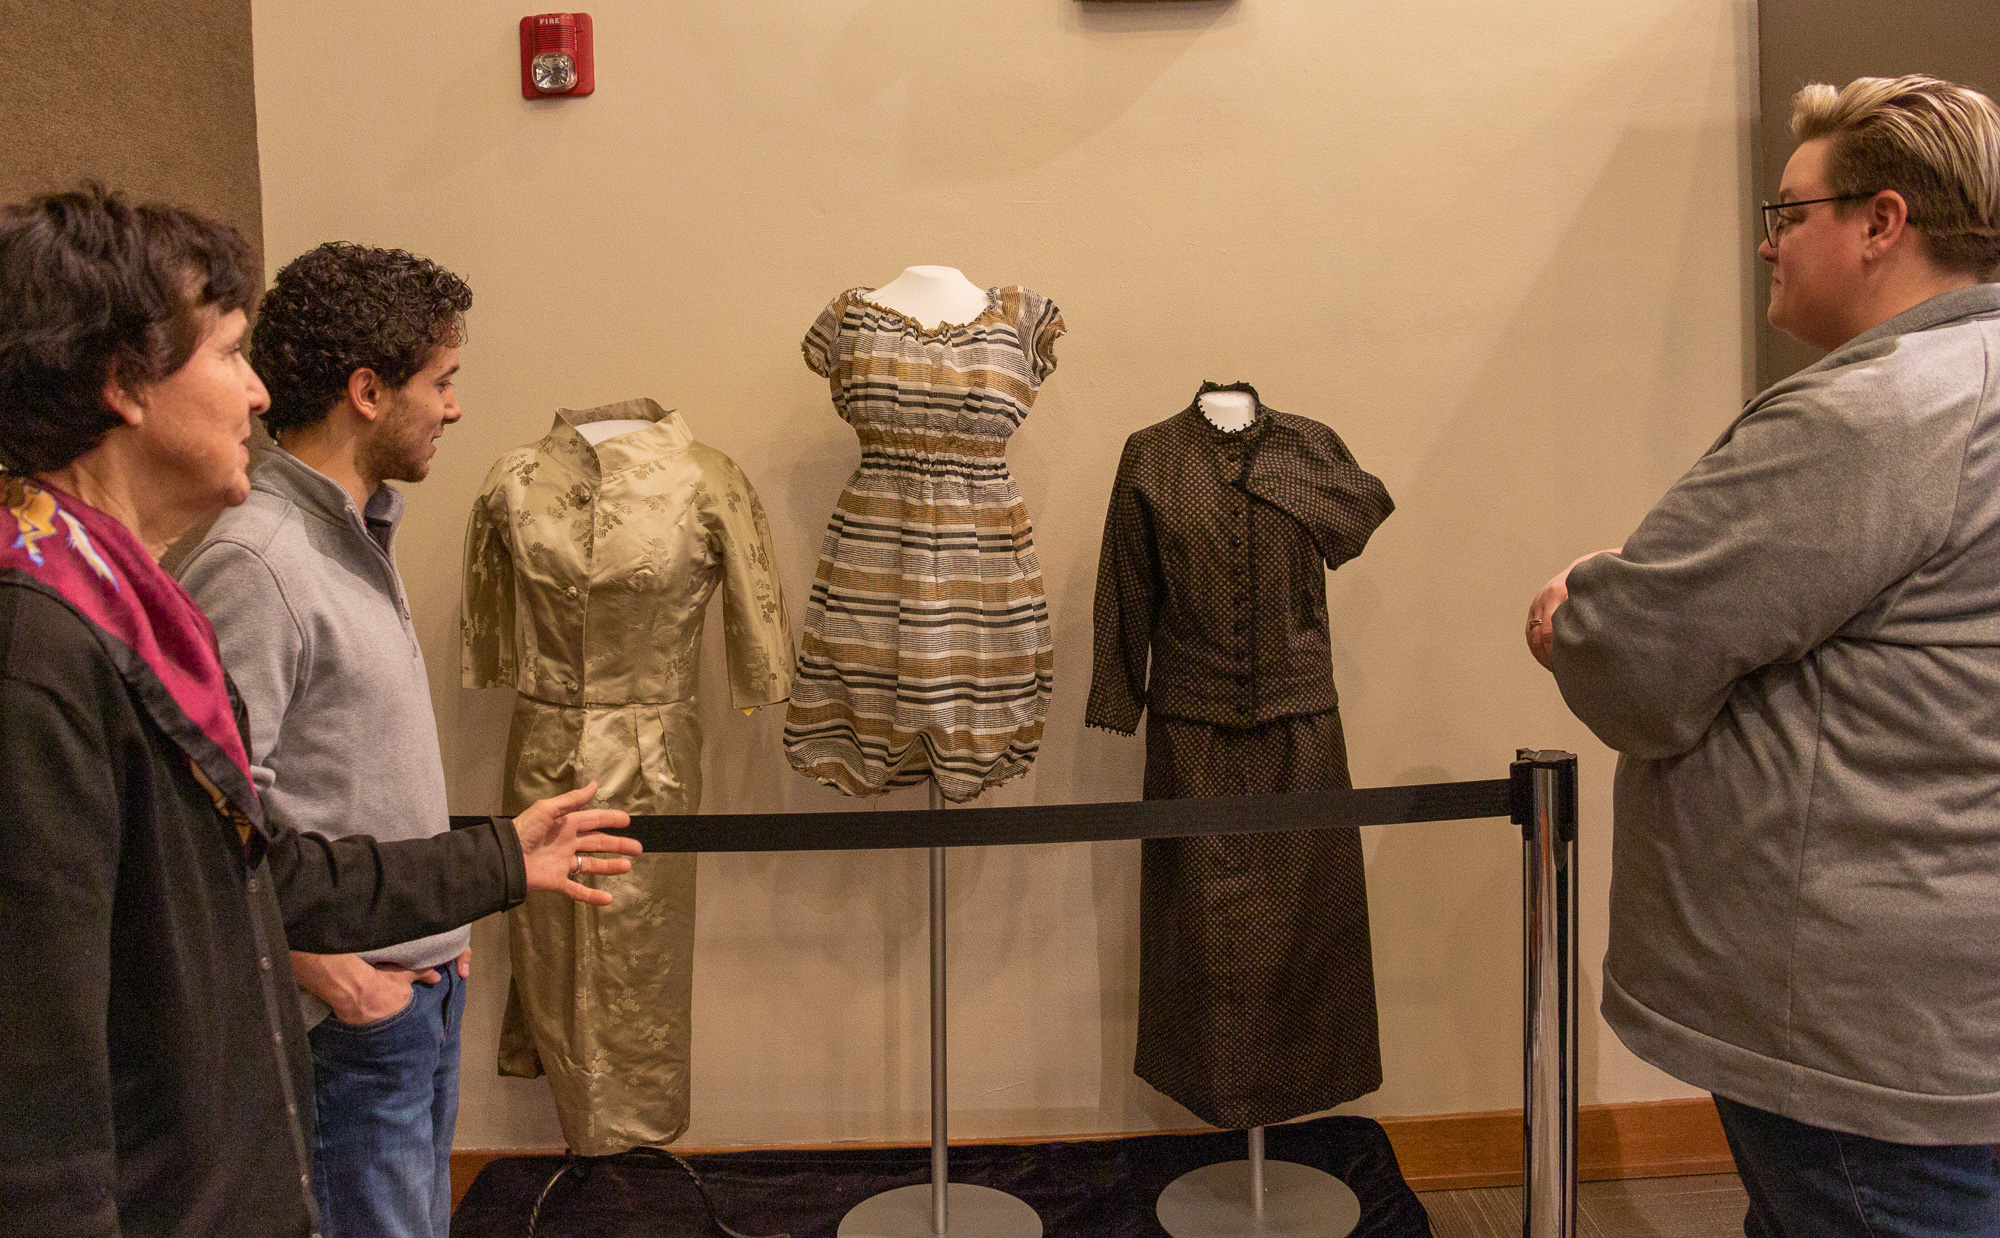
522, 1147, 788, 1238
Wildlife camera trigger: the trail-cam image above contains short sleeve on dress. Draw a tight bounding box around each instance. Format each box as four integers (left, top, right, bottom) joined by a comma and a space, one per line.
802, 291, 852, 378
1016, 288, 1066, 386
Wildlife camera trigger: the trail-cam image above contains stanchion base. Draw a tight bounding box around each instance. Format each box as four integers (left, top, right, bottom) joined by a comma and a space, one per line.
838, 1182, 1043, 1238
1156, 1160, 1361, 1238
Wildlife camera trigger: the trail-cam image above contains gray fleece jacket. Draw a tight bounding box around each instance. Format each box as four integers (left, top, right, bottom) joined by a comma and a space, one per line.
178, 446, 464, 1026
1554, 284, 2000, 1144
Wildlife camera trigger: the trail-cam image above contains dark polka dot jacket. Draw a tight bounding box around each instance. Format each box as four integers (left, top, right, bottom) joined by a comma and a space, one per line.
1086, 382, 1393, 734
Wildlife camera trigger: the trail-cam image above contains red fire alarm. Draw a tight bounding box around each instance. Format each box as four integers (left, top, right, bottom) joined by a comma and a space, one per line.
520, 13, 594, 98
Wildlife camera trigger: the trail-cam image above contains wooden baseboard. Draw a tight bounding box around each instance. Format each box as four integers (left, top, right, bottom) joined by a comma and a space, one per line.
450, 1097, 1735, 1208
1380, 1097, 1734, 1191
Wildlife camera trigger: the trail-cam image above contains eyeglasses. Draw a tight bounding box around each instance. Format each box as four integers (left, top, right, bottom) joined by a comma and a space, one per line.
1760, 194, 1875, 246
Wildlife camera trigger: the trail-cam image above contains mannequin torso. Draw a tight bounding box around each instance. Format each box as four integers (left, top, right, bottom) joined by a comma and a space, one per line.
577, 419, 652, 446
860, 265, 991, 329
1198, 391, 1257, 433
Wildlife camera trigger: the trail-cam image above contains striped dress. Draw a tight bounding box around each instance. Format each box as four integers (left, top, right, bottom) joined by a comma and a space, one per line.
784, 285, 1065, 802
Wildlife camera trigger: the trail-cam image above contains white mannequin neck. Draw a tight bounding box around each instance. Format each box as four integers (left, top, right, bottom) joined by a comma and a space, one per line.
1198, 391, 1257, 433
863, 265, 990, 329
577, 419, 653, 446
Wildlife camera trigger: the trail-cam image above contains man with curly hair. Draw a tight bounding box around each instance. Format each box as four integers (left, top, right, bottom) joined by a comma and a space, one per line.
176, 242, 480, 1238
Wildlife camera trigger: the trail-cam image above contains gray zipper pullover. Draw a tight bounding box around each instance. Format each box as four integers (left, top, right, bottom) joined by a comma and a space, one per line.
179, 445, 464, 1026
1554, 284, 2000, 1143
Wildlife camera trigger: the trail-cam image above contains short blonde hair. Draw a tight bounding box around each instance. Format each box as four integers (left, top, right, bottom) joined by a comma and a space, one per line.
1791, 75, 2000, 277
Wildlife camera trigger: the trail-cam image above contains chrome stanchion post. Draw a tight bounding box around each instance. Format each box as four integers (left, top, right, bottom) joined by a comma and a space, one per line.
1512, 750, 1578, 1238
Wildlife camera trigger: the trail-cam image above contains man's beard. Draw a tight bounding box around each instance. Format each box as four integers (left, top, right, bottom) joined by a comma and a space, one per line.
360, 407, 432, 485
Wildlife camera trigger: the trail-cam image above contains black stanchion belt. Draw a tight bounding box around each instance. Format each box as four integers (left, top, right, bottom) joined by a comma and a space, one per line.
449, 777, 1514, 853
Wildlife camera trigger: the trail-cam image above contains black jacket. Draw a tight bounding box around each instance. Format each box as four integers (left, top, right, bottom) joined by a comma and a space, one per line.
0, 575, 526, 1238
1087, 385, 1393, 733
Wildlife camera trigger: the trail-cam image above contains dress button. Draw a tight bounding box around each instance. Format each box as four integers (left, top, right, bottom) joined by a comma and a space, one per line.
565, 585, 579, 599
260, 956, 272, 971
1228, 538, 1242, 549
246, 877, 258, 893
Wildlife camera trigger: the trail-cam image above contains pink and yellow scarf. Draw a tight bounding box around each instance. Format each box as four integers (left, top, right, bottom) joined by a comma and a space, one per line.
2, 477, 263, 850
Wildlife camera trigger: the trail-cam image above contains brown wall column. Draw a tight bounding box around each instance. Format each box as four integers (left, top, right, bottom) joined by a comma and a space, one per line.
0, 0, 262, 257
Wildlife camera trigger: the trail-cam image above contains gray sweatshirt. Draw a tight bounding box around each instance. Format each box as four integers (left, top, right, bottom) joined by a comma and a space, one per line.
178, 446, 464, 1026
1553, 284, 2000, 1144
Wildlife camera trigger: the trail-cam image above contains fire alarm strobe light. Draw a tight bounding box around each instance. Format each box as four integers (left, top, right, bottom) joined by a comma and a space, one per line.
520, 13, 595, 99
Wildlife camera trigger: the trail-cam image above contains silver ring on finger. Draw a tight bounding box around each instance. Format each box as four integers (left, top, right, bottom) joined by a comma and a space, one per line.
570, 853, 585, 877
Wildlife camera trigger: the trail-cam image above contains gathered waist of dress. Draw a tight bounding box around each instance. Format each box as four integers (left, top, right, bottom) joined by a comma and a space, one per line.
855, 450, 1014, 486
855, 427, 1011, 462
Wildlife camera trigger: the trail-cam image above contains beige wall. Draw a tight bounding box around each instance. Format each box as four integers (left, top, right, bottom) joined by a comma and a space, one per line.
251, 0, 1756, 1148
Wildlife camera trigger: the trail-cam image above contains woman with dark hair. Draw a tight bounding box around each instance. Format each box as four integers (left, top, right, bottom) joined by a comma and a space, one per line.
0, 185, 640, 1237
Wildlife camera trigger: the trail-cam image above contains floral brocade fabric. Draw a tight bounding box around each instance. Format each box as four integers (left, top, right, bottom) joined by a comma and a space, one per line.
784, 286, 1065, 803
461, 398, 793, 719
460, 397, 793, 1155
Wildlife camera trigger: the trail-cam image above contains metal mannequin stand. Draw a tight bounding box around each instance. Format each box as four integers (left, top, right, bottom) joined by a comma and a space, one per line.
1154, 1123, 1361, 1237
839, 781, 1043, 1238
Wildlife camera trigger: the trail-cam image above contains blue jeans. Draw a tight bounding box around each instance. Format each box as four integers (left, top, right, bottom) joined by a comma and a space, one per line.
309, 968, 465, 1238
1715, 1095, 2000, 1238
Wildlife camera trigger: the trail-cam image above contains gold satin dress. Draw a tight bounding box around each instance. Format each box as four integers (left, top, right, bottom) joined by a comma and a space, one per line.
461, 398, 793, 1155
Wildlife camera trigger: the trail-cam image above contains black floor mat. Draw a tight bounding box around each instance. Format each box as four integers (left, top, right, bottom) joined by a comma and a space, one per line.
452, 1115, 1432, 1237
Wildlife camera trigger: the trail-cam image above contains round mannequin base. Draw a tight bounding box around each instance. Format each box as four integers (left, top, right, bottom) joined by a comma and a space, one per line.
1155, 1160, 1361, 1238
838, 1182, 1043, 1238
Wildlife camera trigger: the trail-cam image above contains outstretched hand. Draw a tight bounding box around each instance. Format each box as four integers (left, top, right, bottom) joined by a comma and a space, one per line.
512, 782, 639, 905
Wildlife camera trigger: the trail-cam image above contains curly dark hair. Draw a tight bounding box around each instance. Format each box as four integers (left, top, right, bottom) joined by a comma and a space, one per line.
252, 242, 472, 434
0, 183, 260, 474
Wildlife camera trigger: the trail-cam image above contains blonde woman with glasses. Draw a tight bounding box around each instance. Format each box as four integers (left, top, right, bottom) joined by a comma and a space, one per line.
1528, 76, 2000, 1238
